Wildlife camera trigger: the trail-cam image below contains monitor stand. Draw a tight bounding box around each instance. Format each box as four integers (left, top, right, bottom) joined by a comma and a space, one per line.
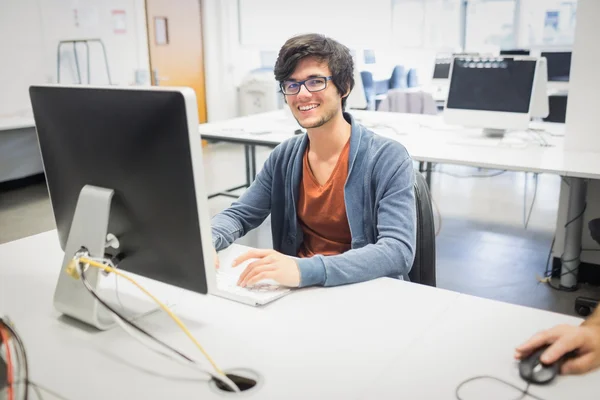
482, 128, 506, 138
53, 185, 158, 330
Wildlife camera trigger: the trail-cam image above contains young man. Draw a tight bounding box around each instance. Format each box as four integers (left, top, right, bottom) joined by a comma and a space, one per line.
210, 33, 416, 288
515, 306, 600, 375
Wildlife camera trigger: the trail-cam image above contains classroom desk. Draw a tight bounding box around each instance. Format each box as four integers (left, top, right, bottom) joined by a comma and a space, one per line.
1, 231, 598, 399
198, 110, 600, 290
362, 294, 600, 400
0, 116, 35, 131
0, 115, 41, 183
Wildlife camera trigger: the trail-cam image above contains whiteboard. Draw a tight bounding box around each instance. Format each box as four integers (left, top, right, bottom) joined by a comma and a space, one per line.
238, 0, 392, 49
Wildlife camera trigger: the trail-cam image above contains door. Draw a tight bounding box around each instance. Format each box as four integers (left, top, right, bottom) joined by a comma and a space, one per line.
146, 0, 208, 123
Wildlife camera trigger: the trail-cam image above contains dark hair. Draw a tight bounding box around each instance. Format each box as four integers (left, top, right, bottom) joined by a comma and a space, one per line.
274, 33, 355, 111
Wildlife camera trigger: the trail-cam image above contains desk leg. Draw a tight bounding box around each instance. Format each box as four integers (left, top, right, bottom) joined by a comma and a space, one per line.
244, 144, 252, 185
560, 177, 588, 289
207, 144, 253, 199
250, 145, 257, 180
425, 163, 432, 188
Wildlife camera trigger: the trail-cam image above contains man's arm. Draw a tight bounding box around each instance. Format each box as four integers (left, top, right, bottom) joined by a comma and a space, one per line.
211, 146, 279, 251
296, 154, 416, 287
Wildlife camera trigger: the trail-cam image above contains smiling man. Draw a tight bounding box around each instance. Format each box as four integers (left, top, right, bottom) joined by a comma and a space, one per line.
210, 33, 416, 288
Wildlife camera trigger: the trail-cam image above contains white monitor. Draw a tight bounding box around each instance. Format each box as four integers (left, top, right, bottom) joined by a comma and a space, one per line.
431, 57, 452, 86
530, 57, 549, 119
542, 51, 571, 94
443, 56, 542, 137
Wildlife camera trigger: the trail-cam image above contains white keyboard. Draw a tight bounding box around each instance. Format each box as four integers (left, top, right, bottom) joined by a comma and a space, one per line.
214, 268, 291, 306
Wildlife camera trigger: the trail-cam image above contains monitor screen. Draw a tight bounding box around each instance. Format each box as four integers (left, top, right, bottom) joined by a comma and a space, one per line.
432, 60, 451, 79
446, 57, 537, 113
541, 51, 571, 82
500, 49, 530, 56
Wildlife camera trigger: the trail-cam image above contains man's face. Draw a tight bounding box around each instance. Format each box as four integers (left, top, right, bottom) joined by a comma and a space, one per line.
282, 57, 344, 129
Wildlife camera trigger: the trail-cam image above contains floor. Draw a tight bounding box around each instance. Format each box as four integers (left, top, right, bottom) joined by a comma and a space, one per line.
1, 141, 598, 317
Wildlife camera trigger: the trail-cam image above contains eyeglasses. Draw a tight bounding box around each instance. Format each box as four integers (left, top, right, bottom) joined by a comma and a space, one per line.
280, 76, 333, 95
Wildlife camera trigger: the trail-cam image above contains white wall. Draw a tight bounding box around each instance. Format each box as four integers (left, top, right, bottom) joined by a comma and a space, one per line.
238, 0, 392, 50
0, 0, 149, 117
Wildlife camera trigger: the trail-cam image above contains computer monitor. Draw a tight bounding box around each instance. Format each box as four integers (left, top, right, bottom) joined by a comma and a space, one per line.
444, 56, 545, 136
29, 85, 215, 330
541, 51, 571, 82
432, 59, 452, 81
500, 49, 530, 56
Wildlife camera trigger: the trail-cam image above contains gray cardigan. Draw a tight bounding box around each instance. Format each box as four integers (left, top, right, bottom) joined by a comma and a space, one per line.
211, 112, 416, 287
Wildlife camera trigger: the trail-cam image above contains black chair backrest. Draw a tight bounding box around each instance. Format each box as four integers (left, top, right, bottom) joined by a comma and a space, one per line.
543, 94, 568, 123
408, 171, 436, 286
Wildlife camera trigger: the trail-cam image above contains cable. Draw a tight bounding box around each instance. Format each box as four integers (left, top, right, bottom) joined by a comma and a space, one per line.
27, 381, 69, 400
74, 258, 239, 393
455, 376, 545, 400
1, 319, 28, 400
0, 325, 15, 400
77, 266, 194, 362
523, 173, 539, 230
111, 315, 228, 386
77, 257, 223, 374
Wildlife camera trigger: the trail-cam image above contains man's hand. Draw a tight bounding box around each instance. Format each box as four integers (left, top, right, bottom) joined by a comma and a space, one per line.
515, 324, 600, 375
233, 249, 300, 288
213, 247, 220, 269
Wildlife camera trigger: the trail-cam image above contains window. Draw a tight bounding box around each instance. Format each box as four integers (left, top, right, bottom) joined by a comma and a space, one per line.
464, 0, 517, 53
517, 0, 578, 48
392, 0, 462, 50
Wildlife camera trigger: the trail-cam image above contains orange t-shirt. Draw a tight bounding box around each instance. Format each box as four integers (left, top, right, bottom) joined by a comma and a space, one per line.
297, 140, 352, 258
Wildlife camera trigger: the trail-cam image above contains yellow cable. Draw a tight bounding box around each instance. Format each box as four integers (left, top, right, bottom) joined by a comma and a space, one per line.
75, 257, 224, 375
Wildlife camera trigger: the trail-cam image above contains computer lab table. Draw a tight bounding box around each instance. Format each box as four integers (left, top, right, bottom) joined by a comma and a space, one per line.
1, 230, 599, 399
198, 109, 600, 291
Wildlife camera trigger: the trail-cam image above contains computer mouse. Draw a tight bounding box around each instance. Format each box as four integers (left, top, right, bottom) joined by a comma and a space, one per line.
519, 345, 576, 385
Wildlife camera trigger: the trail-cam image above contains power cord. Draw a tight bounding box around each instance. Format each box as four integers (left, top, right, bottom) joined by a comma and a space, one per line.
1, 317, 70, 400
455, 376, 545, 400
523, 173, 539, 230
70, 254, 240, 393
537, 201, 588, 292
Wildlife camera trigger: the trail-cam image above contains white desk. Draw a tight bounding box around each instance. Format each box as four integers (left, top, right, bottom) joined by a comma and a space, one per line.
0, 115, 42, 183
0, 116, 35, 132
1, 230, 459, 399
2, 231, 598, 398
362, 294, 600, 399
199, 110, 600, 289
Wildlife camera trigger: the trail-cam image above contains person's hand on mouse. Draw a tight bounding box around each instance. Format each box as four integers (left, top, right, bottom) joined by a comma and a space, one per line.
232, 249, 300, 288
515, 323, 600, 375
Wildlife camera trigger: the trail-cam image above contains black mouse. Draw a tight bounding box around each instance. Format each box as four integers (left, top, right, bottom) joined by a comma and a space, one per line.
519, 345, 576, 384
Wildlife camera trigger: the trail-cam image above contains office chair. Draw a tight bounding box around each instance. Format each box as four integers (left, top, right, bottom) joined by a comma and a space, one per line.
360, 71, 376, 110
389, 65, 407, 90
543, 95, 568, 123
407, 68, 418, 88
408, 171, 437, 287
575, 218, 600, 316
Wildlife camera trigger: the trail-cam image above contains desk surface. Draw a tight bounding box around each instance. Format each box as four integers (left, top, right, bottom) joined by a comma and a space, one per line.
199, 110, 600, 180
0, 115, 35, 131
2, 231, 598, 399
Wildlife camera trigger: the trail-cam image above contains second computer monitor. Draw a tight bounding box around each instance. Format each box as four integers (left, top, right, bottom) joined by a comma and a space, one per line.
444, 56, 540, 135
541, 51, 571, 82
